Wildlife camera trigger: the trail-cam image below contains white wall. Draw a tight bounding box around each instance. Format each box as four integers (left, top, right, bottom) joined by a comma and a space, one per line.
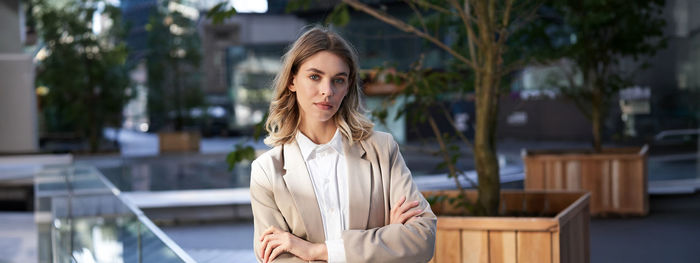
0, 0, 38, 153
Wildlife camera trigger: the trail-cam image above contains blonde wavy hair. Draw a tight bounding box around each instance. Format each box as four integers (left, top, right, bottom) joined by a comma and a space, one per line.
264, 26, 373, 146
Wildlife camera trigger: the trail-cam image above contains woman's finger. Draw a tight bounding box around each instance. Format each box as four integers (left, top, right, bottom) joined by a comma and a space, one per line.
392, 196, 407, 214
268, 243, 286, 263
260, 226, 275, 241
263, 237, 278, 263
399, 209, 423, 224
260, 234, 271, 259
398, 200, 420, 215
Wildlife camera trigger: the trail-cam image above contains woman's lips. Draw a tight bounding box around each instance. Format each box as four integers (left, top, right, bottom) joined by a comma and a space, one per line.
314, 102, 333, 110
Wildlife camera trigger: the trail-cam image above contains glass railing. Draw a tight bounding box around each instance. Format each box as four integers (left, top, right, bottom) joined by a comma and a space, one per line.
35, 164, 196, 263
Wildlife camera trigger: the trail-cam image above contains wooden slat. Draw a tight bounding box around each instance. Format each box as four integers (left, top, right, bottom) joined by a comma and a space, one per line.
558, 217, 570, 263
618, 159, 645, 213
556, 193, 590, 227
565, 161, 581, 190
525, 148, 648, 216
462, 230, 489, 263
489, 231, 516, 263
438, 216, 558, 232
611, 160, 621, 210
426, 190, 590, 263
545, 161, 564, 189
435, 229, 461, 263
580, 160, 602, 215
555, 160, 564, 189
551, 228, 561, 263
524, 158, 545, 189
517, 231, 552, 263
600, 160, 611, 214
558, 202, 590, 263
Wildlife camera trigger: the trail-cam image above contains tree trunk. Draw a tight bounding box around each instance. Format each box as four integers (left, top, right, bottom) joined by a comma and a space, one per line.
474, 59, 501, 216
472, 1, 501, 217
86, 57, 99, 153
590, 71, 603, 153
174, 60, 183, 131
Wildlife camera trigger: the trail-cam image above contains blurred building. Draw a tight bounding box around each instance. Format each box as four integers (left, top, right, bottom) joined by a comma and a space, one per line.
118, 0, 697, 144
0, 0, 38, 153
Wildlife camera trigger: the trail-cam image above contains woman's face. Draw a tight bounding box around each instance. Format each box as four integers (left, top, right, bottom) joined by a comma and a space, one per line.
289, 51, 350, 124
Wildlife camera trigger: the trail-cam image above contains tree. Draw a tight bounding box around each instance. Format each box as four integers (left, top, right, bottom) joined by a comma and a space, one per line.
209, 0, 540, 216
531, 0, 667, 151
33, 0, 133, 153
145, 0, 204, 132
339, 0, 544, 216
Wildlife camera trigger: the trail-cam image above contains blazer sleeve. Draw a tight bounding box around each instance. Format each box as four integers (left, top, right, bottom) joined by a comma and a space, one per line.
341, 137, 437, 263
250, 159, 307, 263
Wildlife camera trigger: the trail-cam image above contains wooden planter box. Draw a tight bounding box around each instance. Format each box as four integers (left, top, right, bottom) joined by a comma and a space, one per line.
361, 68, 405, 96
423, 190, 590, 263
523, 147, 648, 216
158, 131, 200, 153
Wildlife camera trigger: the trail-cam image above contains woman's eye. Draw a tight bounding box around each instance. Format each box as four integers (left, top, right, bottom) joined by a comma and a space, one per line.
309, 74, 320, 81
334, 78, 346, 84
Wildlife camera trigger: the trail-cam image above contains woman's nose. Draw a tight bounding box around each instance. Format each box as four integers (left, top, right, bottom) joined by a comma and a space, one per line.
320, 80, 334, 96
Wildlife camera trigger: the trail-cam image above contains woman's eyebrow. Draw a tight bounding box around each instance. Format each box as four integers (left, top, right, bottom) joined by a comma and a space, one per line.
306, 68, 348, 77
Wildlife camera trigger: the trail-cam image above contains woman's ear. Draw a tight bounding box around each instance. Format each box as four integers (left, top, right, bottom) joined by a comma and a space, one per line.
288, 77, 296, 92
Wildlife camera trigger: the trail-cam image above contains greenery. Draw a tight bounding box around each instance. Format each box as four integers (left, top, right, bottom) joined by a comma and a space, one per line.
329, 0, 542, 216
211, 0, 667, 216
145, 0, 204, 132
32, 0, 133, 153
530, 0, 667, 151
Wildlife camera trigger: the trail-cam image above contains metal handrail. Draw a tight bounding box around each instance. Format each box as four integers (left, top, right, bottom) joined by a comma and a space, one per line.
654, 129, 700, 141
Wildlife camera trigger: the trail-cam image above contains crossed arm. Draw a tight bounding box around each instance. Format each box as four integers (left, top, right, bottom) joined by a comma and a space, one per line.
256, 196, 424, 263
250, 138, 436, 263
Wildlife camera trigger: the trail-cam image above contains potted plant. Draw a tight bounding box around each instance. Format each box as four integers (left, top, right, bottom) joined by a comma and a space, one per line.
332, 0, 590, 261
520, 0, 667, 216
146, 0, 205, 153
33, 0, 132, 153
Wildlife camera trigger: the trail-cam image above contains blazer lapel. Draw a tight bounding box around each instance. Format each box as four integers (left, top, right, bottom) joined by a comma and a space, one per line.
281, 141, 325, 243
344, 137, 372, 230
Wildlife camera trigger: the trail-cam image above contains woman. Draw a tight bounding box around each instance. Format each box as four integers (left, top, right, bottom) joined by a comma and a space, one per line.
250, 26, 436, 263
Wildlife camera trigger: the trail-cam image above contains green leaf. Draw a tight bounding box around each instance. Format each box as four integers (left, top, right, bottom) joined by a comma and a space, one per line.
285, 0, 313, 13
206, 2, 237, 25
226, 144, 256, 171
326, 3, 350, 27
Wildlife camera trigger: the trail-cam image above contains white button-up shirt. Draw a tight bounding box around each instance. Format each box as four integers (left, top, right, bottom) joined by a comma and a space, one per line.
296, 129, 348, 263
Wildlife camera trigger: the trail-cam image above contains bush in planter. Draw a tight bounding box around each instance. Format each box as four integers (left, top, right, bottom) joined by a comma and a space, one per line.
525, 0, 667, 151
517, 0, 666, 216
32, 0, 133, 153
145, 0, 205, 133
321, 1, 592, 261
332, 0, 545, 216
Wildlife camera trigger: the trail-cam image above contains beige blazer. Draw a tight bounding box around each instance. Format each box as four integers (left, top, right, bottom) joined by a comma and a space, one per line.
250, 131, 437, 263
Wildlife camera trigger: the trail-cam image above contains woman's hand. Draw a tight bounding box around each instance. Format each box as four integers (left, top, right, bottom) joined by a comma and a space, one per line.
390, 196, 423, 224
259, 226, 327, 263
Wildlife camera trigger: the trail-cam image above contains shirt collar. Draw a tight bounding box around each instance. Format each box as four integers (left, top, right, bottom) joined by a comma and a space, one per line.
295, 128, 344, 161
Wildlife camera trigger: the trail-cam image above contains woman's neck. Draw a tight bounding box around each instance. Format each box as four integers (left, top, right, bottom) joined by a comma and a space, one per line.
298, 119, 337, 145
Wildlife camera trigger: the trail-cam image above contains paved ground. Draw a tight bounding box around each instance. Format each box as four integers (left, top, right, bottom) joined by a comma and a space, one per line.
2, 129, 697, 262
160, 191, 700, 263
0, 212, 37, 263
590, 192, 700, 263
160, 221, 256, 263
